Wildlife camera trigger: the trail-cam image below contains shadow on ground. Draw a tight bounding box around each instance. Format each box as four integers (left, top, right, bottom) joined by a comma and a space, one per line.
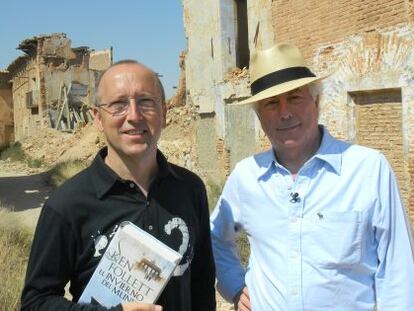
0, 172, 52, 212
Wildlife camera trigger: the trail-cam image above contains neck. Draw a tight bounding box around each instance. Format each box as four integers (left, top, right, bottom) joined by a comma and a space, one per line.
105, 148, 158, 195
275, 130, 322, 176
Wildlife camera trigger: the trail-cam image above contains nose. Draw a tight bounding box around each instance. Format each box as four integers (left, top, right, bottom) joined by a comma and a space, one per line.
278, 97, 292, 120
126, 98, 143, 121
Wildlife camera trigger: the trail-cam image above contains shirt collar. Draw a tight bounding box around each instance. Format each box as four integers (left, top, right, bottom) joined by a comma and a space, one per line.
313, 126, 342, 175
254, 125, 342, 179
254, 149, 278, 179
90, 147, 180, 199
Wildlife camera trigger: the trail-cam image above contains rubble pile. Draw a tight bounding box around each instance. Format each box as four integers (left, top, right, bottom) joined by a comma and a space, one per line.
160, 104, 202, 176
223, 67, 249, 84
19, 123, 104, 166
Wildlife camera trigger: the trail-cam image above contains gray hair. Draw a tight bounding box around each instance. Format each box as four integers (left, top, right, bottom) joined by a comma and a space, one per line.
94, 60, 166, 106
307, 80, 322, 101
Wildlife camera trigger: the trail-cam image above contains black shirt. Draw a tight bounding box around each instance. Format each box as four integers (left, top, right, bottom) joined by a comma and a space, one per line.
21, 148, 216, 311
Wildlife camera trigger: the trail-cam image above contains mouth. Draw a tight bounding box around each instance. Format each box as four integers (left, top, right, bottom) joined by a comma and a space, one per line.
277, 123, 301, 131
122, 129, 147, 136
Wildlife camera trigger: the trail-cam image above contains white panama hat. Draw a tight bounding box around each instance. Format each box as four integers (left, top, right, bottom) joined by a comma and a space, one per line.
238, 43, 329, 105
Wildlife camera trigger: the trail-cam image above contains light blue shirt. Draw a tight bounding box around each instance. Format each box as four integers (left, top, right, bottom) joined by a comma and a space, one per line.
210, 127, 414, 311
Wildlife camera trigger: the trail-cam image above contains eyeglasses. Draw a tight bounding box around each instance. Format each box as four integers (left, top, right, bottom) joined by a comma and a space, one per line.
97, 96, 161, 117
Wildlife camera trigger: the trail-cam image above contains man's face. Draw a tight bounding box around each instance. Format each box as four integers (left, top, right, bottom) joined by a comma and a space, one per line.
93, 63, 166, 161
256, 86, 319, 153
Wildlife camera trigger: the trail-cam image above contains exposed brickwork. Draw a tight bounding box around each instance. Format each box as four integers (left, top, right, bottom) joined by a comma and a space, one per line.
271, 0, 411, 63
353, 91, 409, 208
256, 127, 272, 153
409, 157, 414, 220
217, 138, 231, 177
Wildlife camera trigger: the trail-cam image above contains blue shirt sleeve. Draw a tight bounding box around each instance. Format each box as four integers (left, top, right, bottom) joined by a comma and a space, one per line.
210, 167, 246, 302
373, 154, 414, 310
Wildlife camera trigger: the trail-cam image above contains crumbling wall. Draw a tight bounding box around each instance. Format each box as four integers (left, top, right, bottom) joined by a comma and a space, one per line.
9, 57, 40, 141
7, 33, 110, 140
90, 49, 112, 71
0, 72, 13, 147
271, 0, 412, 64
168, 51, 187, 108
183, 0, 276, 175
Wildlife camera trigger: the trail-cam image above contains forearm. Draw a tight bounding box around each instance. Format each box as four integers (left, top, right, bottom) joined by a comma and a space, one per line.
211, 233, 245, 302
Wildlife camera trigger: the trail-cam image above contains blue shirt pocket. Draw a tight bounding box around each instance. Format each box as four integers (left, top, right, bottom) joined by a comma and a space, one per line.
304, 211, 363, 268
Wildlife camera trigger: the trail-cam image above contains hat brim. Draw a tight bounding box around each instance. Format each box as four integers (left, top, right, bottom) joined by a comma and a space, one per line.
235, 74, 329, 106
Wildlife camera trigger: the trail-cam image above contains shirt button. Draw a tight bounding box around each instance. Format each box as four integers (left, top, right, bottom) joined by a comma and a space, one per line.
129, 183, 135, 189
148, 225, 153, 230
291, 217, 298, 223
290, 288, 298, 295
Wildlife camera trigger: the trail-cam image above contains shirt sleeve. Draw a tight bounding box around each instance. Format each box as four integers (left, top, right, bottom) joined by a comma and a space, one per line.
21, 204, 121, 311
373, 153, 414, 310
190, 182, 216, 311
210, 167, 246, 302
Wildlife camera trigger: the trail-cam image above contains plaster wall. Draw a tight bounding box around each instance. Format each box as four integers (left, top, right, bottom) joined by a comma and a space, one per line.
0, 87, 12, 121
0, 86, 13, 147
183, 0, 275, 173
90, 49, 112, 71
11, 59, 41, 141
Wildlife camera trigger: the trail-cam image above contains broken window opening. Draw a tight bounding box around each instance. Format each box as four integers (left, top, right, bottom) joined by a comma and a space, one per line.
235, 0, 249, 69
26, 90, 38, 109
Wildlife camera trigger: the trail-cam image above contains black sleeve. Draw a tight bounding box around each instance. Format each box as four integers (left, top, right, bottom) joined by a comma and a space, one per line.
20, 204, 121, 311
190, 184, 216, 311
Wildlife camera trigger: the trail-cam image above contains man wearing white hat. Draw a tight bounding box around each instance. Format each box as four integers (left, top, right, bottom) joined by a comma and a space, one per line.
210, 43, 414, 310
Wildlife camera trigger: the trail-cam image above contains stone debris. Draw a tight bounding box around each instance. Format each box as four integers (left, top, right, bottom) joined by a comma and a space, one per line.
223, 67, 249, 84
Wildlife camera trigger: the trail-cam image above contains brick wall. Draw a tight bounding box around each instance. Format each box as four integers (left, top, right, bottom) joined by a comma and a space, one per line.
271, 0, 411, 63
353, 91, 409, 207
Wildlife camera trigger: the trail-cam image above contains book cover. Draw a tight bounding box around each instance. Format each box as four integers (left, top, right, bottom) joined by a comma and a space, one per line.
78, 221, 182, 307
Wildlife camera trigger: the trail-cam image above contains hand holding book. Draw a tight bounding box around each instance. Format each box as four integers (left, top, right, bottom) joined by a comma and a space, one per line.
122, 302, 163, 311
79, 221, 182, 307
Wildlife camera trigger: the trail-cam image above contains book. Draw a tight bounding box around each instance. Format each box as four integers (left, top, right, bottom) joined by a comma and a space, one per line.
78, 221, 182, 307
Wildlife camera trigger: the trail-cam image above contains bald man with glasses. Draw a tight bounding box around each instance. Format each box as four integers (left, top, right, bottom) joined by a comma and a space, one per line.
21, 60, 216, 311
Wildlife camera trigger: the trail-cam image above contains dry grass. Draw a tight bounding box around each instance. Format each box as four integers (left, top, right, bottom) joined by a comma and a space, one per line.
0, 143, 25, 162
0, 143, 43, 168
0, 206, 33, 311
206, 177, 225, 213
45, 159, 89, 188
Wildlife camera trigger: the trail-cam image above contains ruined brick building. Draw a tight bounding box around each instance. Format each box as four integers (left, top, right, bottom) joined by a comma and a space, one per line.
0, 33, 111, 145
182, 0, 414, 220
0, 70, 13, 148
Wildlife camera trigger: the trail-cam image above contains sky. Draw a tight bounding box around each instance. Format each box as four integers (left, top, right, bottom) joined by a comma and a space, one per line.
0, 0, 186, 98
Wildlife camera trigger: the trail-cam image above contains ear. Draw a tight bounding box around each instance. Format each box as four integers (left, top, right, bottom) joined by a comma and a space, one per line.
92, 107, 104, 132
254, 102, 264, 121
315, 95, 320, 111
